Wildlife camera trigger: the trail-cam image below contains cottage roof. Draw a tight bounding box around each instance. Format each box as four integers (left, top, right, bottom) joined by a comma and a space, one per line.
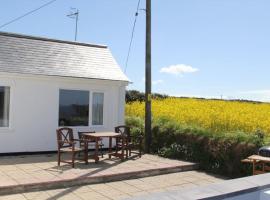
0, 32, 129, 82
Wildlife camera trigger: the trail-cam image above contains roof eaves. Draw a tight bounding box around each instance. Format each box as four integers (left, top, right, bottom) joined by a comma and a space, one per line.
0, 71, 130, 83
0, 31, 107, 49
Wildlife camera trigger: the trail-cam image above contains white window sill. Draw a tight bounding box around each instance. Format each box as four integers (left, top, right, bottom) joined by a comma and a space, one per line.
58, 125, 106, 129
90, 125, 106, 129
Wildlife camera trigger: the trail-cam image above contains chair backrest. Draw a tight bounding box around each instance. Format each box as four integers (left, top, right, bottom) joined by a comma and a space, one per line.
56, 127, 74, 148
115, 126, 131, 141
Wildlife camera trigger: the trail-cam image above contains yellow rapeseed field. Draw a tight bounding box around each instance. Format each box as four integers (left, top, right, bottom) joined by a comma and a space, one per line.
125, 98, 270, 135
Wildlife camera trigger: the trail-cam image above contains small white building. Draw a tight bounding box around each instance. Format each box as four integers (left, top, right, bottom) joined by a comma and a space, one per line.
0, 32, 129, 154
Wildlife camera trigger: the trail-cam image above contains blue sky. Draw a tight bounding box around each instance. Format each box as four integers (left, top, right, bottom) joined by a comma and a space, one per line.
1, 0, 270, 101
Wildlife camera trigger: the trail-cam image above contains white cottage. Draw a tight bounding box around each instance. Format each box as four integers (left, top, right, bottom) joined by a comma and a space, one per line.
0, 32, 129, 154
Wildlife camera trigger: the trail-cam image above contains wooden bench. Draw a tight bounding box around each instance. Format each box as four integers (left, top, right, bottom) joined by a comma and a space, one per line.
242, 155, 270, 175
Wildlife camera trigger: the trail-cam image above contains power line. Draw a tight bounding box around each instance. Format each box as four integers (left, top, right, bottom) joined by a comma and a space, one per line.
124, 0, 141, 73
0, 0, 58, 29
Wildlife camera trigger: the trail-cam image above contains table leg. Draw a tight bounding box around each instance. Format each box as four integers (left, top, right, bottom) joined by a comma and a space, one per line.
85, 140, 88, 165
253, 160, 256, 175
121, 137, 125, 161
94, 137, 99, 163
109, 137, 112, 159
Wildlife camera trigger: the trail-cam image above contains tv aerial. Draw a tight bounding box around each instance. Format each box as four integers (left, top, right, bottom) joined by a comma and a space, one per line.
67, 8, 79, 41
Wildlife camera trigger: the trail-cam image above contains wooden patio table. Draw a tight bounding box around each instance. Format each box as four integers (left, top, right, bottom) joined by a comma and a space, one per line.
242, 155, 270, 175
82, 132, 124, 163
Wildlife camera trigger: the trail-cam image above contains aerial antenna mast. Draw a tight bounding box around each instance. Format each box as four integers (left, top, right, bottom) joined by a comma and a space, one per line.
67, 8, 79, 41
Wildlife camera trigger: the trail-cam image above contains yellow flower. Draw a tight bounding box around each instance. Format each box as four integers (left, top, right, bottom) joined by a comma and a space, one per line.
126, 98, 270, 135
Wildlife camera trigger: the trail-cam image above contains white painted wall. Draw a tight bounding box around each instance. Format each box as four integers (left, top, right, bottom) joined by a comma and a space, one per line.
0, 72, 128, 153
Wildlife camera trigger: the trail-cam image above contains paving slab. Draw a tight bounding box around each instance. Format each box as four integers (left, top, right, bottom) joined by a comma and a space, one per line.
0, 171, 225, 200
0, 153, 198, 195
126, 173, 270, 200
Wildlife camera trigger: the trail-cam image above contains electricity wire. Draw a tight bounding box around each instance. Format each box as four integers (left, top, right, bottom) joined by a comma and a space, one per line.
124, 0, 141, 73
0, 0, 58, 29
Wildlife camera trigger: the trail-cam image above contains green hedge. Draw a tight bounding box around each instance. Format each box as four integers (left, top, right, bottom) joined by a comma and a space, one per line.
126, 116, 265, 178
126, 90, 168, 103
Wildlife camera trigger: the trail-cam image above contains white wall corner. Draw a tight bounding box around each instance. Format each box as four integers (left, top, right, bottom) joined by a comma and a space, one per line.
118, 86, 126, 125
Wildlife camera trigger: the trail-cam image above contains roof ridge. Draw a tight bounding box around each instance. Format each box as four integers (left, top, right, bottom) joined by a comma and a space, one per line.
0, 31, 107, 49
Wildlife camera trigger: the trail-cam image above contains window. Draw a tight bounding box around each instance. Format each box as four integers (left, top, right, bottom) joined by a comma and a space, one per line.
59, 89, 89, 126
0, 86, 10, 127
92, 92, 104, 125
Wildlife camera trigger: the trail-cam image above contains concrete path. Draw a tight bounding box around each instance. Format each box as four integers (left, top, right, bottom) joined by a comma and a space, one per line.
0, 171, 225, 200
0, 154, 198, 194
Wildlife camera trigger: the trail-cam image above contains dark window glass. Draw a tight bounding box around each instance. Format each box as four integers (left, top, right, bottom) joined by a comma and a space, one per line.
0, 86, 10, 127
59, 89, 89, 126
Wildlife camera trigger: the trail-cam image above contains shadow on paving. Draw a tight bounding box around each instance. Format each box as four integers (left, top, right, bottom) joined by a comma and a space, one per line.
45, 154, 141, 200
0, 154, 57, 165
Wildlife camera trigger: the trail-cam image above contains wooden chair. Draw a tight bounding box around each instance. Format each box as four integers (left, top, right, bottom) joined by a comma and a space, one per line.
78, 131, 104, 158
56, 128, 88, 168
115, 125, 143, 158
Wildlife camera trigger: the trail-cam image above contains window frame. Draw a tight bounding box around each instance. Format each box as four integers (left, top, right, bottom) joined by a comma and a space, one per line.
90, 90, 105, 127
58, 87, 106, 128
58, 88, 90, 127
0, 83, 12, 132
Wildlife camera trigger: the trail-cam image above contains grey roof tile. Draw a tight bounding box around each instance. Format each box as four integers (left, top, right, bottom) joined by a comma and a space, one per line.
0, 32, 129, 82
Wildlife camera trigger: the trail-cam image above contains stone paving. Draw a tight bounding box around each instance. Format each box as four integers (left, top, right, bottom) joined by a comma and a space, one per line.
0, 171, 225, 200
0, 153, 198, 194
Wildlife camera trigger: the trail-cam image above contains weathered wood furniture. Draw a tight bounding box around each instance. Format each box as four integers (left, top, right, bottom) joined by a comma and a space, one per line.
115, 125, 143, 158
242, 155, 270, 175
56, 128, 88, 168
78, 131, 104, 158
82, 132, 123, 163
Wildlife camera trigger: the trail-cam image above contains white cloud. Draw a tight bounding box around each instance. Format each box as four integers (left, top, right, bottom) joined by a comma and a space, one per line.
160, 64, 198, 75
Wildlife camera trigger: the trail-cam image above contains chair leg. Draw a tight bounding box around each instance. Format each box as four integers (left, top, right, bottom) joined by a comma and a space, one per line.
126, 149, 128, 159
57, 151, 61, 166
84, 148, 88, 165
72, 152, 75, 168
129, 149, 131, 156
116, 138, 119, 153
100, 145, 104, 158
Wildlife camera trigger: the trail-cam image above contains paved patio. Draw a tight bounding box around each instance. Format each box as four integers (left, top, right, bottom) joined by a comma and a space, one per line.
0, 171, 225, 200
0, 153, 198, 195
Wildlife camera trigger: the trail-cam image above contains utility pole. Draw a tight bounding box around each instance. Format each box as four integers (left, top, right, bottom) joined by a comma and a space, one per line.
145, 0, 152, 153
67, 8, 79, 41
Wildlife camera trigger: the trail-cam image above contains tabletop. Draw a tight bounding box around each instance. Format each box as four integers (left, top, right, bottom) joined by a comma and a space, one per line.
82, 132, 121, 138
248, 155, 270, 162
